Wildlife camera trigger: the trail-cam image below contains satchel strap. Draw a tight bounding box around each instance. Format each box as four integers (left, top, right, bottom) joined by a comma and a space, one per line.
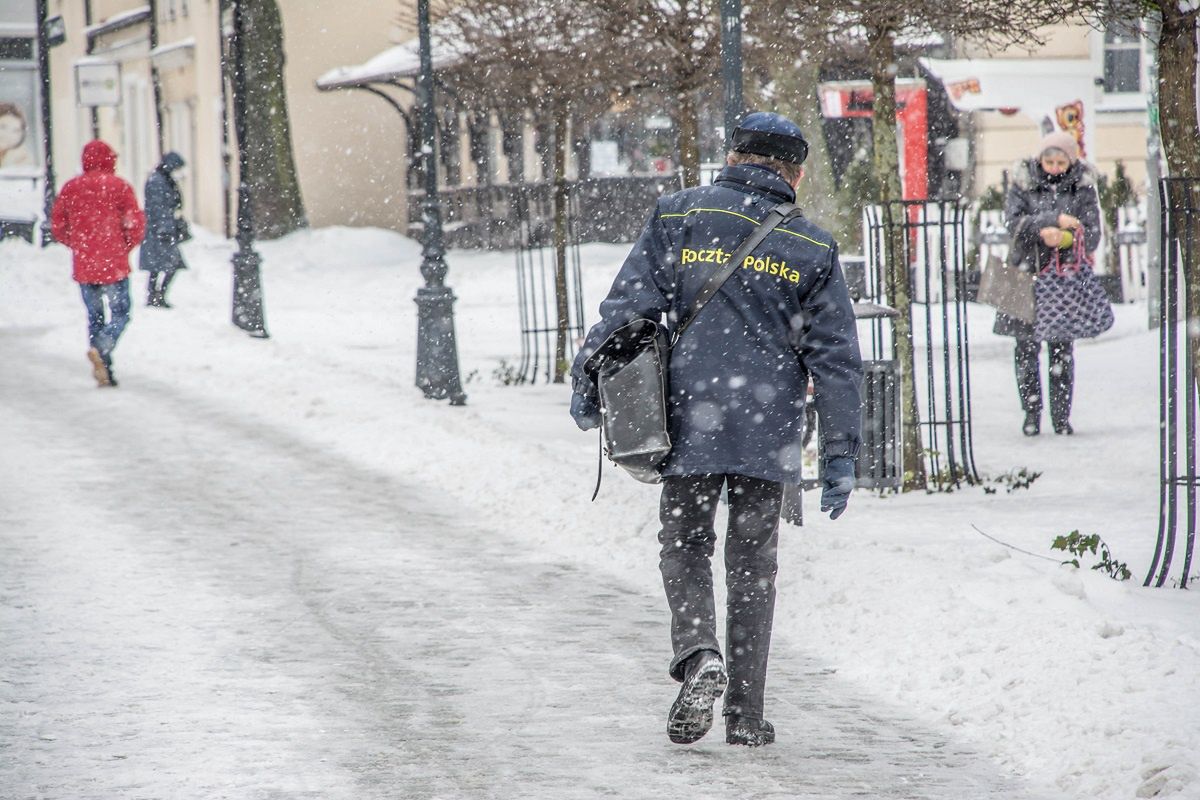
671, 201, 801, 347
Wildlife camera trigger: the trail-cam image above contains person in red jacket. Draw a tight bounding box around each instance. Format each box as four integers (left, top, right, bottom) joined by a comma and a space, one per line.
51, 140, 146, 387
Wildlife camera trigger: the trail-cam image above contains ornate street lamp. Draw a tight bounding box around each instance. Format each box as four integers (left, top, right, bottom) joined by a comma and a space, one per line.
229, 0, 268, 338
413, 0, 467, 405
720, 0, 743, 147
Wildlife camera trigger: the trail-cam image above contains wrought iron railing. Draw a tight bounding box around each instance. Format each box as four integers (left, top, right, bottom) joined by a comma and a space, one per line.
863, 199, 980, 490
1146, 178, 1199, 588
408, 176, 677, 250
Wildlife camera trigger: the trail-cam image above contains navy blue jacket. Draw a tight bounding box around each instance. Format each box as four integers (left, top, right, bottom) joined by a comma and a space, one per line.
572, 164, 863, 484
139, 156, 186, 273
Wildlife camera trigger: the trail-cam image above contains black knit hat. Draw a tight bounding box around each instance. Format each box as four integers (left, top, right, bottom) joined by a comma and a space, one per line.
732, 111, 809, 165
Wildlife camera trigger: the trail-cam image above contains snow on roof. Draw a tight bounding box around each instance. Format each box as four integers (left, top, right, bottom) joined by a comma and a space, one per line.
84, 5, 150, 39
150, 37, 196, 58
316, 23, 466, 90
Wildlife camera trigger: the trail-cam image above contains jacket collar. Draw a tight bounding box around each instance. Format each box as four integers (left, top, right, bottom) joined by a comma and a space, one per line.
714, 163, 796, 204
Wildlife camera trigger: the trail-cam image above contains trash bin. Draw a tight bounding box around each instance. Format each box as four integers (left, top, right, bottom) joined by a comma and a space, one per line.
849, 301, 901, 490
782, 300, 901, 524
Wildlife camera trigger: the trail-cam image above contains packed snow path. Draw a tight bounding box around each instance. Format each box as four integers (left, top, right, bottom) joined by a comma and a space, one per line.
1, 341, 1050, 799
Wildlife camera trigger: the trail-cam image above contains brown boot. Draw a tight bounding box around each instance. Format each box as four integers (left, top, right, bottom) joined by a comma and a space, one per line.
87, 348, 111, 387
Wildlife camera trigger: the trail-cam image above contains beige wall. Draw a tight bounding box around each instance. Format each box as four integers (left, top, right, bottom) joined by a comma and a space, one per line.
154, 0, 226, 233
279, 0, 411, 230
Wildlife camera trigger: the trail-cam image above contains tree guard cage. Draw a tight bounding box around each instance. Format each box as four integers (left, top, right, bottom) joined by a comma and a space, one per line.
1146, 178, 1199, 589
863, 200, 980, 489
513, 183, 585, 384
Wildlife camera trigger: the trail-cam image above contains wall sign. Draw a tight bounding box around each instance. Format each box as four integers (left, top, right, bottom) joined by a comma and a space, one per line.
75, 60, 121, 107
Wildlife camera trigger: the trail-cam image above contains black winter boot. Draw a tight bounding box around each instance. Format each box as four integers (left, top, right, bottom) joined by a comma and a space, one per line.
667, 650, 727, 744
1022, 411, 1040, 437
726, 715, 775, 746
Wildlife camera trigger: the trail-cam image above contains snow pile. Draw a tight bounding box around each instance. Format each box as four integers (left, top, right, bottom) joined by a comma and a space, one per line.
2, 226, 1196, 799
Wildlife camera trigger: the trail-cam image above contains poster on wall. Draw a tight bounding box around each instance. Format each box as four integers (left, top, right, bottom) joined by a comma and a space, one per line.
0, 64, 41, 173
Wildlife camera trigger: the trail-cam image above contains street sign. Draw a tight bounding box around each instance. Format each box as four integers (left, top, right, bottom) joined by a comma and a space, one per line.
75, 61, 121, 107
44, 15, 65, 47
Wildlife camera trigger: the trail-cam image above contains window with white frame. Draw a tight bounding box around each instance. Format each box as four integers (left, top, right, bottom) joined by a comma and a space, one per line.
1103, 17, 1142, 94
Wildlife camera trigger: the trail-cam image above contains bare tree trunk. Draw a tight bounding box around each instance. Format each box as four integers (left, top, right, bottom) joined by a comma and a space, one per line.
552, 107, 571, 383
237, 0, 307, 239
1157, 7, 1200, 179
677, 88, 701, 188
869, 26, 926, 491
1157, 6, 1200, 394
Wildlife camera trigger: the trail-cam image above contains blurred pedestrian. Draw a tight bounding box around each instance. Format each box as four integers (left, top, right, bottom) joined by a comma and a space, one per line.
140, 151, 189, 308
51, 140, 146, 388
569, 112, 863, 747
995, 131, 1108, 436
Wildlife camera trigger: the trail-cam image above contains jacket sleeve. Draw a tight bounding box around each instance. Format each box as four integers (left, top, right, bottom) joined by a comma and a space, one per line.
569, 203, 676, 398
793, 242, 863, 460
49, 187, 71, 247
1004, 171, 1050, 252
121, 183, 147, 250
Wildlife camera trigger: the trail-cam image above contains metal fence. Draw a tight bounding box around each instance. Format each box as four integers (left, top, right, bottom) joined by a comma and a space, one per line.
409, 176, 677, 250
512, 185, 586, 384
1146, 178, 1199, 588
863, 200, 979, 489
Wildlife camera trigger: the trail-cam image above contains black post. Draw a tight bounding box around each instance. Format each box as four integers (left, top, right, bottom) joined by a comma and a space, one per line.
413, 0, 467, 405
35, 0, 56, 246
229, 0, 267, 337
720, 0, 743, 148
147, 0, 165, 157
83, 0, 99, 137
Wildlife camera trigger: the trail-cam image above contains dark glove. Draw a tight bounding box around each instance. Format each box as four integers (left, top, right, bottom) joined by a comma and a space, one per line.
570, 392, 602, 431
820, 455, 856, 520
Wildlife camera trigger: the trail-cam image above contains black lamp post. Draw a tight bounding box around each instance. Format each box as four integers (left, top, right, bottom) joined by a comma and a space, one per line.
229, 0, 267, 338
413, 0, 467, 405
35, 0, 56, 246
720, 0, 743, 148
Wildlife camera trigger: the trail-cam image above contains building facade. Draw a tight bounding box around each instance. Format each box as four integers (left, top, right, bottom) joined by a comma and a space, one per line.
928, 17, 1156, 195
26, 0, 412, 237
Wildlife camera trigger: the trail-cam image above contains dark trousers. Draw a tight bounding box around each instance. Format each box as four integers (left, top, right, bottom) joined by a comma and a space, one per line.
147, 270, 177, 300
658, 473, 783, 721
1015, 338, 1074, 424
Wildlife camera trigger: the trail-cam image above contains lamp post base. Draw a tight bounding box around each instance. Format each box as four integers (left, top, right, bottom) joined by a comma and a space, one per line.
415, 285, 467, 405
232, 245, 268, 338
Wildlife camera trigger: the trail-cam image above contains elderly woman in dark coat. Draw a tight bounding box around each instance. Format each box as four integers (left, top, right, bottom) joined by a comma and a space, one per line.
996, 132, 1102, 436
139, 151, 189, 308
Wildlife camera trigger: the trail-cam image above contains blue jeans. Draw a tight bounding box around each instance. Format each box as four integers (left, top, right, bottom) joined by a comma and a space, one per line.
80, 279, 131, 363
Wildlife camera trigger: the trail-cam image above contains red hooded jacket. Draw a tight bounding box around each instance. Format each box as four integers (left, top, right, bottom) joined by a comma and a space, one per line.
51, 141, 146, 285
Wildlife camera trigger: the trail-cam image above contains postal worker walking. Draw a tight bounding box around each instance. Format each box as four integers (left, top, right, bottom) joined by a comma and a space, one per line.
569, 112, 863, 747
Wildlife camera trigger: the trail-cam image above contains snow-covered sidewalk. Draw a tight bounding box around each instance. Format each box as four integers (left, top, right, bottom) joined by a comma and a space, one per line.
1, 227, 1196, 799
1, 340, 1045, 798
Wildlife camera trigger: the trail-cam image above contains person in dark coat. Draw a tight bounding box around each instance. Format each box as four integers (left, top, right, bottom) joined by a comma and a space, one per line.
569, 112, 863, 747
995, 132, 1101, 436
51, 140, 146, 388
139, 151, 189, 308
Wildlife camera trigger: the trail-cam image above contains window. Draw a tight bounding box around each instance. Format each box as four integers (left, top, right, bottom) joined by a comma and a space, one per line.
1103, 18, 1141, 94
0, 37, 34, 60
